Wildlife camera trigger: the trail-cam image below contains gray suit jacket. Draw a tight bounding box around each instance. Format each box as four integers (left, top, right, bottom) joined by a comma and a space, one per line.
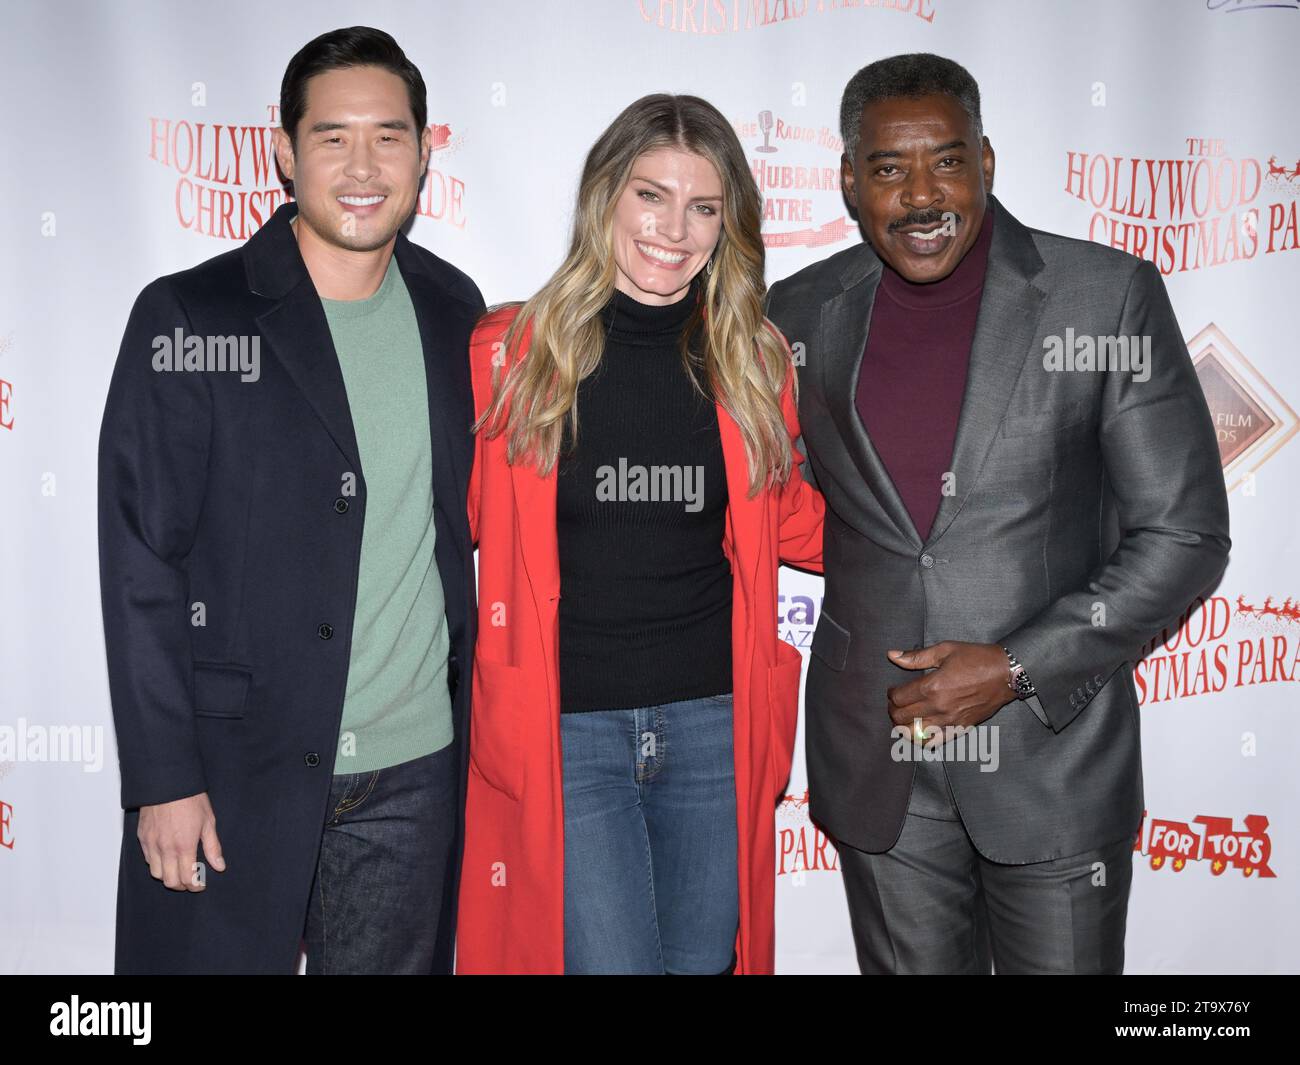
765, 194, 1230, 862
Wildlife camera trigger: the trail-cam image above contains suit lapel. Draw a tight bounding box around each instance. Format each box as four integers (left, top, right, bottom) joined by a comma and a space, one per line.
820, 245, 923, 548
924, 197, 1047, 546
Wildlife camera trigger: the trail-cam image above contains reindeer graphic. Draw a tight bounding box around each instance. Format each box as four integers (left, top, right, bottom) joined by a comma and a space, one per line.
1234, 594, 1300, 623
1265, 157, 1300, 182
780, 789, 810, 812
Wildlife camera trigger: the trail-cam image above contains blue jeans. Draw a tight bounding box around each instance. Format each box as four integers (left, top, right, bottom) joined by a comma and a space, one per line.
561, 693, 739, 974
301, 742, 457, 974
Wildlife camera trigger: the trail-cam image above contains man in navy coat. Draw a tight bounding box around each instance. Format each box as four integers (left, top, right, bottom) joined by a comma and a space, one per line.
98, 27, 482, 973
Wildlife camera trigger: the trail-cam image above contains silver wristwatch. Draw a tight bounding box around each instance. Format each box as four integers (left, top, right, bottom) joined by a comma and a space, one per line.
1002, 647, 1036, 699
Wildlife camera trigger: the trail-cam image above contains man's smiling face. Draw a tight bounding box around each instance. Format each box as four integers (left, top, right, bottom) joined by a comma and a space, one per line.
275, 64, 429, 252
842, 92, 995, 283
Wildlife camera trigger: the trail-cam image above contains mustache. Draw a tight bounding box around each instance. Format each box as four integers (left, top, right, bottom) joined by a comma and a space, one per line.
889, 210, 959, 231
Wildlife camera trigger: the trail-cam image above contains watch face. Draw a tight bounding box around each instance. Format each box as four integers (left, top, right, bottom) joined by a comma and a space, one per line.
1008, 664, 1028, 695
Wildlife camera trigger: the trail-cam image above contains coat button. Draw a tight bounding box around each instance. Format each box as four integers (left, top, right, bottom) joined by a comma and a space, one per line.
304, 752, 320, 767
920, 553, 935, 569
333, 497, 349, 514
318, 623, 333, 640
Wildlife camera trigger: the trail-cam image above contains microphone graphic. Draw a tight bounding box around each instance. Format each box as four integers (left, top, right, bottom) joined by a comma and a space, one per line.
757, 110, 776, 153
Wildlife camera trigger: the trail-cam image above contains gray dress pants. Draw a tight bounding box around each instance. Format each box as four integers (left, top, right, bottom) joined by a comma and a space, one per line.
835, 757, 1133, 974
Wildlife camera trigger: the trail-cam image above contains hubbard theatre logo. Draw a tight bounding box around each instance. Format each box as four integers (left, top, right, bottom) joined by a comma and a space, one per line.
1188, 323, 1298, 493
732, 107, 853, 252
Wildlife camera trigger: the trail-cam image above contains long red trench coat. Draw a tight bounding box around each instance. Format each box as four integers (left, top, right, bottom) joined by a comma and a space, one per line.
455, 304, 825, 974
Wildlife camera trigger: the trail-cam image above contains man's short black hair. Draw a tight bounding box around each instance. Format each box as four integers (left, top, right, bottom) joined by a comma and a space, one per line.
839, 53, 983, 161
280, 26, 427, 145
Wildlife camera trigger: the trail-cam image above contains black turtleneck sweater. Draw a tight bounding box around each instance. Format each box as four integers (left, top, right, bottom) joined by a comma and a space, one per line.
556, 276, 732, 713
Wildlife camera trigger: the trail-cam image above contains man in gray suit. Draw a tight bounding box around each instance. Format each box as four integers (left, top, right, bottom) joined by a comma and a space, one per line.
765, 53, 1230, 974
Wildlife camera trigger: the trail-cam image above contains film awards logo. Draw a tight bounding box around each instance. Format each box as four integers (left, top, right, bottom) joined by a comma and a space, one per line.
1189, 323, 1298, 492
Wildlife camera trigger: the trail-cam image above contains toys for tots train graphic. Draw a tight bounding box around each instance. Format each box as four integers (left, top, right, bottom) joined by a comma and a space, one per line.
776, 796, 1279, 881
1135, 810, 1275, 878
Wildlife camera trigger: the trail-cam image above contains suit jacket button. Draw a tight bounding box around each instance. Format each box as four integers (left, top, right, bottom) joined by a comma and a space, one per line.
920, 553, 935, 569
304, 752, 320, 767
333, 497, 349, 514
318, 623, 333, 640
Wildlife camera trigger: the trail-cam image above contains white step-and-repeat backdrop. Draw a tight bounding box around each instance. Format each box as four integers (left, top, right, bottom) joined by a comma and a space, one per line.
1, 0, 1296, 973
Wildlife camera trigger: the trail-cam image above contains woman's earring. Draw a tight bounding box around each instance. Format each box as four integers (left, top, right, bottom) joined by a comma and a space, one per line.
706, 255, 714, 275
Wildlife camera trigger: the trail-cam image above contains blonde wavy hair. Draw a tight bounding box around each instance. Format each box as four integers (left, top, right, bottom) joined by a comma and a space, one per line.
474, 93, 793, 497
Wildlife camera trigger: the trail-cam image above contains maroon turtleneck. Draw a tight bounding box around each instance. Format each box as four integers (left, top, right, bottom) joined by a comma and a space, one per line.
855, 206, 995, 542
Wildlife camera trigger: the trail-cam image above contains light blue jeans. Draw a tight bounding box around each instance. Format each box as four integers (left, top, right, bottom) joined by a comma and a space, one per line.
561, 693, 739, 974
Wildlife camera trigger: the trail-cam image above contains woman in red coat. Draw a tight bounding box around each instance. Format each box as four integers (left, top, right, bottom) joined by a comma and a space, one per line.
456, 93, 823, 974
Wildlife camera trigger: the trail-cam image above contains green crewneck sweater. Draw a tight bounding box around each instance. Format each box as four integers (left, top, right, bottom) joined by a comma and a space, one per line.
320, 254, 453, 774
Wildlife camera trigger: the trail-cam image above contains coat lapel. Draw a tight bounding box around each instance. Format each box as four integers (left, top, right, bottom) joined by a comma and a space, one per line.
497, 317, 561, 604
395, 232, 475, 567
510, 455, 560, 603
717, 401, 762, 593
924, 196, 1047, 546
699, 301, 763, 592
246, 203, 363, 474
246, 205, 481, 536
819, 245, 922, 548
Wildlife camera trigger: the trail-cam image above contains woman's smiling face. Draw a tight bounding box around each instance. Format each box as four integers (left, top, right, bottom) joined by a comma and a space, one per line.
610, 147, 724, 306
